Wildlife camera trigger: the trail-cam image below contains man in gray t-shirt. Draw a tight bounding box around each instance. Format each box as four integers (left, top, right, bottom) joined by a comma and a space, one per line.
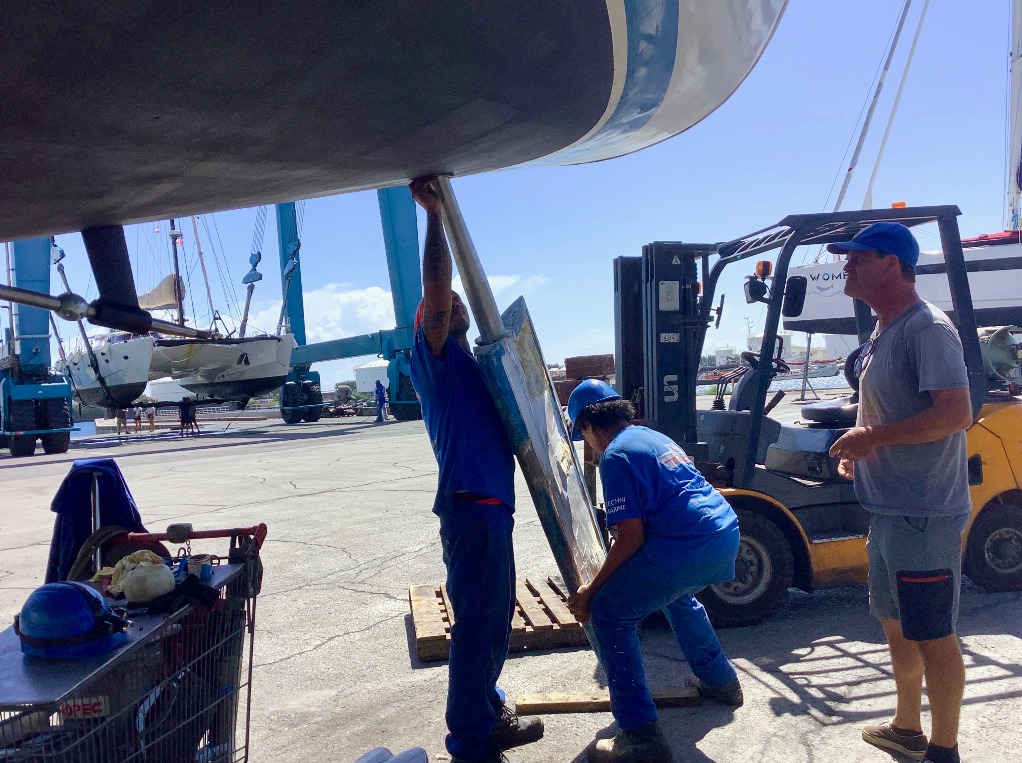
828, 223, 973, 763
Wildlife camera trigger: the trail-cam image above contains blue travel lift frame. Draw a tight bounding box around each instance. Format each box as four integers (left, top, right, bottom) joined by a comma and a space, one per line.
1, 237, 75, 457
277, 187, 423, 422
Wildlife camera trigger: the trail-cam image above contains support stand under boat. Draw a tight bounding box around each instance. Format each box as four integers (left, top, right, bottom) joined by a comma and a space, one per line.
431, 176, 607, 657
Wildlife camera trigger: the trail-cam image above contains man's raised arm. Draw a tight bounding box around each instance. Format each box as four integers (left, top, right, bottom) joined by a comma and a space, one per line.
410, 177, 451, 358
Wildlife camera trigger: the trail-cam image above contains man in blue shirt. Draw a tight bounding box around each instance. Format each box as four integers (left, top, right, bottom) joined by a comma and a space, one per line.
373, 379, 388, 423
567, 380, 742, 763
408, 177, 543, 763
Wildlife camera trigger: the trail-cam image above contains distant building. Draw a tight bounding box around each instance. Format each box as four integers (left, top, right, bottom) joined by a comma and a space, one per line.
353, 358, 390, 393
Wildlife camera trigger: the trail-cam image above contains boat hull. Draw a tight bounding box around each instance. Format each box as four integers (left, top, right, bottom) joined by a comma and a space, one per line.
0, 1, 786, 240
56, 335, 154, 408
151, 333, 295, 401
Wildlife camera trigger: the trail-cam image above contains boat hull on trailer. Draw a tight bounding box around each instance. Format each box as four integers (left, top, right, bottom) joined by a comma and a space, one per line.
56, 335, 154, 408
0, 1, 787, 240
150, 333, 295, 401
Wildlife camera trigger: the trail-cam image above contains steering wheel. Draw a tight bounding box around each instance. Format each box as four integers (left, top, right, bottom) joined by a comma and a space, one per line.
741, 351, 790, 374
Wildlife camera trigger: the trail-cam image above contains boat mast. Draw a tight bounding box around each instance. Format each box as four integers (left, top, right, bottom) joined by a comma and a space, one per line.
190, 215, 218, 324
862, 0, 930, 209
830, 0, 914, 215
1008, 0, 1022, 230
169, 218, 186, 326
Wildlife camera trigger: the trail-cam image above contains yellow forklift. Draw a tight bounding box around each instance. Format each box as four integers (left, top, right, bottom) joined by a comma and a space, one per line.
613, 205, 1022, 626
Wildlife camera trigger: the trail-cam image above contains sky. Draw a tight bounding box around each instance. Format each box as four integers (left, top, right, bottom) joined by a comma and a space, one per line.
37, 1, 1016, 390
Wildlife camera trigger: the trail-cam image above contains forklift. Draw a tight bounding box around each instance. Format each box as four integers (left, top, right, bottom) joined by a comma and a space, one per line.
614, 205, 1022, 626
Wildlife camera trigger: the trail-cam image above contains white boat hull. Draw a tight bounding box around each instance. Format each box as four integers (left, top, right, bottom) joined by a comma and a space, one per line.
56, 335, 154, 408
785, 240, 1022, 335
150, 333, 295, 400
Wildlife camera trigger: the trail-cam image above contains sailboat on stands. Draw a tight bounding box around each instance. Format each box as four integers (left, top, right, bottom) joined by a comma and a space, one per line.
51, 241, 154, 408
787, 0, 1022, 336
147, 218, 295, 402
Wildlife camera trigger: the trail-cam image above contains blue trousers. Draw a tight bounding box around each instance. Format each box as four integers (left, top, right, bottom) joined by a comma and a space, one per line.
590, 530, 740, 731
438, 502, 515, 760
375, 401, 386, 422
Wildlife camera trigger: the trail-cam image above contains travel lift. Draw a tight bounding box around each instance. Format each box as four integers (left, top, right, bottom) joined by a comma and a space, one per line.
0, 188, 426, 426
615, 205, 1022, 627
275, 189, 424, 423
0, 238, 76, 457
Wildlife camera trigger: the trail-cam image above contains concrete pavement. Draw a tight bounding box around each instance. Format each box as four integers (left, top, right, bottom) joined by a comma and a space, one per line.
0, 418, 1019, 762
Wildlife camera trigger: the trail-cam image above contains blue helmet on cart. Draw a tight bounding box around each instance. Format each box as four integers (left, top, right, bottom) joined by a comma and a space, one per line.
14, 582, 129, 658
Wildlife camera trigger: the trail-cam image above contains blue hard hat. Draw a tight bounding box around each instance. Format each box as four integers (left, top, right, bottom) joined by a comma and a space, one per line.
14, 582, 128, 659
826, 221, 920, 269
567, 379, 621, 441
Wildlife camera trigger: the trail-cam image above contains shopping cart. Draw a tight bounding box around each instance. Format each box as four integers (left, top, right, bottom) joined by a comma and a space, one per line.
1, 524, 267, 763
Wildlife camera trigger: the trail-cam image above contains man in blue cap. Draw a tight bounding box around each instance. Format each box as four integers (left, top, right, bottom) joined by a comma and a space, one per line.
828, 222, 973, 763
408, 177, 543, 763
566, 379, 742, 763
373, 379, 388, 423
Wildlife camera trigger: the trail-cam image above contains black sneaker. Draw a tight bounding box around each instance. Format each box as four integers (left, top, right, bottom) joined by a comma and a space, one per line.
689, 677, 744, 707
861, 721, 928, 760
487, 705, 544, 749
589, 721, 672, 763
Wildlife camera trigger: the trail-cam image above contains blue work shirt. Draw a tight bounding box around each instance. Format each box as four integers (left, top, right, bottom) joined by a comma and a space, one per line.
599, 426, 737, 542
374, 384, 387, 406
410, 328, 516, 514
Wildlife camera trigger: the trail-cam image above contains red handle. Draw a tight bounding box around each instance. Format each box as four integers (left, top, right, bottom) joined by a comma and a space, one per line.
118, 523, 268, 550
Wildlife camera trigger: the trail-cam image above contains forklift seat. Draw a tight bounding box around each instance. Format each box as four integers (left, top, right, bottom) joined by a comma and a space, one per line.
800, 397, 858, 428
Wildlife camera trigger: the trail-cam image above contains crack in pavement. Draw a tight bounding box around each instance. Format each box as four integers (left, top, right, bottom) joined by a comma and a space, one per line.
252, 611, 404, 668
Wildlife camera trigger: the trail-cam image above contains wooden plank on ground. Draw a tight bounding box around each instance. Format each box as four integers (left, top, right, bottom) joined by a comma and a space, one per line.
515, 687, 700, 715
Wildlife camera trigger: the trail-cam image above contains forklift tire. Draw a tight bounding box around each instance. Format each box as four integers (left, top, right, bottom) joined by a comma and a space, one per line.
9, 435, 35, 457
964, 501, 1022, 592
697, 511, 793, 628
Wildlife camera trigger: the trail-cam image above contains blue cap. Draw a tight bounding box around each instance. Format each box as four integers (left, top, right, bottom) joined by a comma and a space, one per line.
567, 379, 620, 441
826, 222, 920, 269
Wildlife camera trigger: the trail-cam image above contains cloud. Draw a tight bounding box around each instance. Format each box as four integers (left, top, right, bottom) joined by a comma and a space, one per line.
452, 273, 548, 305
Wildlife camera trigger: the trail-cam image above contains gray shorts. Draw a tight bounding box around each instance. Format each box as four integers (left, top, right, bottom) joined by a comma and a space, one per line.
867, 512, 968, 640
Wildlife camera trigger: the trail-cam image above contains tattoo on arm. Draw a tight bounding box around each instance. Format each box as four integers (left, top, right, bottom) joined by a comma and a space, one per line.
421, 212, 451, 286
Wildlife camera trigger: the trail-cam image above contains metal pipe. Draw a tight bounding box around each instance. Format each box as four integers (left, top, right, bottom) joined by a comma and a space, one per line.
0, 283, 210, 338
432, 176, 505, 343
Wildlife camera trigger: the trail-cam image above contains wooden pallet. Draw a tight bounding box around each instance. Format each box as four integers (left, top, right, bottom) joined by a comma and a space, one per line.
409, 576, 589, 662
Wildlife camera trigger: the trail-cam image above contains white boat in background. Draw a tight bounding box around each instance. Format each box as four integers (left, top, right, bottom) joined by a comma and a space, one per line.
786, 234, 1022, 336
56, 332, 153, 408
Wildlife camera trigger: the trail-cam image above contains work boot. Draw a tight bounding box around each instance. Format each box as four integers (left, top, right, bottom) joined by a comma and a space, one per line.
589, 721, 672, 763
861, 720, 928, 761
689, 677, 744, 707
487, 705, 544, 749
